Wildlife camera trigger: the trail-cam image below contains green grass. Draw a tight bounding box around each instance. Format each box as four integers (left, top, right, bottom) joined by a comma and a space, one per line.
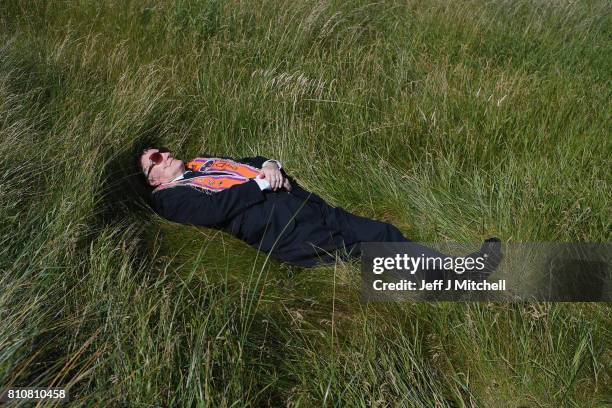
0, 0, 610, 406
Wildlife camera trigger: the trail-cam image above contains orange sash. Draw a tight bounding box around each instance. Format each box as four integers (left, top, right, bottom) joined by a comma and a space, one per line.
153, 157, 261, 194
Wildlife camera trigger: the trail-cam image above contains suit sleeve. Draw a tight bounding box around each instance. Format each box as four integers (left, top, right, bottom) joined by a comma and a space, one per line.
236, 156, 327, 205
151, 180, 265, 226
238, 156, 270, 169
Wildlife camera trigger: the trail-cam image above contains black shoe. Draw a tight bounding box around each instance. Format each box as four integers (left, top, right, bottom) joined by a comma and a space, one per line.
482, 237, 503, 266
463, 237, 503, 281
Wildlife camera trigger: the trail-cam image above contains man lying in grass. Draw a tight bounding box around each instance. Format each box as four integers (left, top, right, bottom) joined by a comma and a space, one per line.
138, 147, 501, 278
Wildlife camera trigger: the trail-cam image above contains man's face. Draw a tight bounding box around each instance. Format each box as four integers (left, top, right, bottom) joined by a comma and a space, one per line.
140, 147, 185, 187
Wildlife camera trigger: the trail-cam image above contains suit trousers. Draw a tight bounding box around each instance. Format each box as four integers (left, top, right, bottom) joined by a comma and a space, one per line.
268, 195, 436, 268
266, 195, 448, 283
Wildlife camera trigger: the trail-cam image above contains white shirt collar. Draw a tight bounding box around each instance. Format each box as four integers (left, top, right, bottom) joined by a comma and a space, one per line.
170, 172, 186, 182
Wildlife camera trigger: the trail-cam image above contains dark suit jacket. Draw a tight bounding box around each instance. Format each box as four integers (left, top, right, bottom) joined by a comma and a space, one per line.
151, 156, 345, 266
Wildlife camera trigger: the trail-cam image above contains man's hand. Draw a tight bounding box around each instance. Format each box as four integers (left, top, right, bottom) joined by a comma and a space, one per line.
259, 162, 292, 191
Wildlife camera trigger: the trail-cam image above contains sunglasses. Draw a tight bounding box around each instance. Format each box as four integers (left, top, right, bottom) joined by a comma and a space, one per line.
145, 147, 170, 178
